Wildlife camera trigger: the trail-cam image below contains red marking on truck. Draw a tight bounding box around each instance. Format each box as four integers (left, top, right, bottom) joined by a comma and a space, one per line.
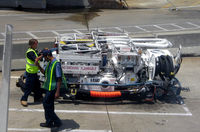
81, 66, 97, 71
64, 66, 79, 70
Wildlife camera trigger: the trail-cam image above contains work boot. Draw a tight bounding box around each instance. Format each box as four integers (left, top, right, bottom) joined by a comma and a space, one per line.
20, 100, 28, 107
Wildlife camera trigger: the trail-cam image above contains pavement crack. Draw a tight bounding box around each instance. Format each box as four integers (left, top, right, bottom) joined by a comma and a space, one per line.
106, 104, 114, 132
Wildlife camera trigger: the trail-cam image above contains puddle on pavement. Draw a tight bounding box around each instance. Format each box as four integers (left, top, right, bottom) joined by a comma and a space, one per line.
17, 8, 101, 31
64, 10, 100, 31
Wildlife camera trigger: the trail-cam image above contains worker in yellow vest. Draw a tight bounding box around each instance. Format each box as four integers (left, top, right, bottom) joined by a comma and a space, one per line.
20, 39, 43, 107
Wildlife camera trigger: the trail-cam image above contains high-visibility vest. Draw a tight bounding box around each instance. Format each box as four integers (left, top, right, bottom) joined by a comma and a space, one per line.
26, 48, 39, 74
42, 60, 58, 91
42, 60, 67, 91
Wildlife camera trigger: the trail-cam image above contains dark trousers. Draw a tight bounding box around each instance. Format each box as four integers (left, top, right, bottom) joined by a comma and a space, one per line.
43, 89, 61, 125
21, 72, 42, 101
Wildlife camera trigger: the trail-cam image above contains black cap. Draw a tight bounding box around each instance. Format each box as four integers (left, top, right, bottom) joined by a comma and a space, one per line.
41, 49, 52, 57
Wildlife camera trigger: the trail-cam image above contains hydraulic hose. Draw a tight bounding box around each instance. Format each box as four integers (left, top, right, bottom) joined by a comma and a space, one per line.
90, 91, 122, 98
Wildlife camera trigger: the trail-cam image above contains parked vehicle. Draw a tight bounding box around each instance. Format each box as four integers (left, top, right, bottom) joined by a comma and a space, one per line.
16, 31, 183, 104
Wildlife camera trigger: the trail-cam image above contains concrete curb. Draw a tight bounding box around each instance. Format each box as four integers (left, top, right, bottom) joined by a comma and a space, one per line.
89, 0, 122, 9
125, 0, 200, 9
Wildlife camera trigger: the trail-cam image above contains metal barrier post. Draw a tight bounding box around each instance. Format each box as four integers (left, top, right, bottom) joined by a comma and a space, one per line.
0, 24, 13, 132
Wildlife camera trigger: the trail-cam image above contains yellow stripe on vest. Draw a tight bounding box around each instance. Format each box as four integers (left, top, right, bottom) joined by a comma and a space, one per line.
49, 61, 58, 91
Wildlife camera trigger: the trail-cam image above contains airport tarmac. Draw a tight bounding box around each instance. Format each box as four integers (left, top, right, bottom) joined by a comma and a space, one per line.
0, 57, 199, 132
0, 2, 200, 131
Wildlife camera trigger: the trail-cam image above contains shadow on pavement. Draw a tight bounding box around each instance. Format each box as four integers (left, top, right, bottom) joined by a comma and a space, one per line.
51, 119, 80, 132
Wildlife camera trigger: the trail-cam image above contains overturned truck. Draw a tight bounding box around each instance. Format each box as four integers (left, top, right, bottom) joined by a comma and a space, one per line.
17, 31, 183, 104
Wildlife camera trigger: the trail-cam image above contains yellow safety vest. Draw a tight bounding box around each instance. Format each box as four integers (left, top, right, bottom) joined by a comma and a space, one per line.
25, 48, 39, 74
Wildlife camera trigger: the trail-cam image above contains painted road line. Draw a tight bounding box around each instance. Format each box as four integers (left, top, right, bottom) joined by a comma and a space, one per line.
153, 25, 169, 31
170, 24, 185, 30
135, 26, 149, 32
0, 21, 198, 34
186, 22, 200, 28
95, 28, 103, 32
9, 108, 192, 116
8, 128, 112, 132
182, 104, 192, 115
52, 31, 60, 36
115, 27, 127, 32
26, 32, 39, 39
73, 29, 83, 34
0, 22, 199, 36
1, 22, 199, 42
10, 76, 19, 79
8, 128, 50, 132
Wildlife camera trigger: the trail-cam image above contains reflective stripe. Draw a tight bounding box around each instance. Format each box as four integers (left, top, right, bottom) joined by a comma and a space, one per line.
49, 61, 58, 91
62, 72, 67, 84
26, 48, 39, 73
26, 60, 36, 66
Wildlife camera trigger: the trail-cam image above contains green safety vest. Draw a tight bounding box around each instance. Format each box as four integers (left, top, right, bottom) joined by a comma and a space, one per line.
42, 60, 67, 91
26, 48, 39, 74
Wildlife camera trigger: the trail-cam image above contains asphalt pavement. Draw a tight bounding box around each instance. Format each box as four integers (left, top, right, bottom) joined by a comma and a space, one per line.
2, 57, 200, 132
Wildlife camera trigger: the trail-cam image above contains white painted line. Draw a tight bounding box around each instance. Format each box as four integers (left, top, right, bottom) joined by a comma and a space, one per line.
0, 21, 198, 36
115, 27, 127, 32
0, 21, 199, 42
153, 25, 169, 31
51, 31, 60, 36
182, 104, 192, 115
186, 22, 200, 28
9, 108, 192, 116
170, 24, 185, 29
10, 76, 19, 79
0, 36, 56, 42
109, 111, 192, 116
73, 30, 83, 34
8, 128, 111, 132
135, 26, 149, 32
95, 28, 103, 32
8, 128, 50, 132
26, 32, 39, 39
65, 130, 112, 132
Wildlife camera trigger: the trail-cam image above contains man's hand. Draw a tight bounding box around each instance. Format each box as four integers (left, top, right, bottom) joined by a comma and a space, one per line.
55, 91, 60, 99
55, 78, 62, 99
35, 55, 43, 66
35, 55, 45, 74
